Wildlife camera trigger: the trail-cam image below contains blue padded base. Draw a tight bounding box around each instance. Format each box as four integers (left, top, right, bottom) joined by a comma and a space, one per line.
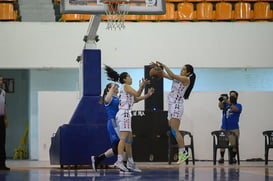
49, 124, 116, 166
69, 96, 107, 125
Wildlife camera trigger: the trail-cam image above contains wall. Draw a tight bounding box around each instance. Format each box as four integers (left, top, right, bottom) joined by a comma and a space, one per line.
39, 91, 80, 161
29, 69, 79, 159
39, 91, 273, 161
4, 67, 272, 160
1, 22, 273, 160
33, 67, 273, 160
0, 70, 29, 159
1, 22, 273, 68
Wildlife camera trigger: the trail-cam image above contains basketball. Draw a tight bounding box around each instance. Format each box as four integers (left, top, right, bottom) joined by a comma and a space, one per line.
149, 66, 163, 79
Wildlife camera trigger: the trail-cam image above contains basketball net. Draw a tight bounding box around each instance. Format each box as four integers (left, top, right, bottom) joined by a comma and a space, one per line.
103, 0, 130, 30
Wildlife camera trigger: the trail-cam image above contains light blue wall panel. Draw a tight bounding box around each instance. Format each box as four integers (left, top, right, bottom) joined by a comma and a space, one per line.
102, 68, 273, 91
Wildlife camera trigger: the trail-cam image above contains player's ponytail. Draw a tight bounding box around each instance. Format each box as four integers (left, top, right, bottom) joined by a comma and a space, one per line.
184, 64, 196, 99
104, 65, 128, 84
104, 65, 120, 82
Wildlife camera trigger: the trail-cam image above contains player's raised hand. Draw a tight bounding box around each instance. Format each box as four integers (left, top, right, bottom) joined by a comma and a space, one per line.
150, 61, 160, 68
139, 78, 150, 88
147, 87, 155, 96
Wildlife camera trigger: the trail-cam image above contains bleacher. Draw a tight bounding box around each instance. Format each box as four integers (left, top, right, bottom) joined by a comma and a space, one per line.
55, 0, 273, 22
0, 0, 21, 21
1, 0, 273, 22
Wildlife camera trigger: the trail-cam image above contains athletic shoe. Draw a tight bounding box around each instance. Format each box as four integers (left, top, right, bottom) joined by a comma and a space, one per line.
115, 161, 129, 172
177, 151, 190, 164
127, 162, 142, 172
218, 158, 224, 164
91, 156, 97, 172
229, 157, 237, 164
0, 166, 10, 171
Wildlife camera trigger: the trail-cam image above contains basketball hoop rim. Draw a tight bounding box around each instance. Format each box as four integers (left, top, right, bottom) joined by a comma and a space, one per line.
102, 0, 130, 30
103, 0, 129, 5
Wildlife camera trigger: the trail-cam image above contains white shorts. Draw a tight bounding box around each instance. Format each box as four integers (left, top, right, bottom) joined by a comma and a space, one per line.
116, 109, 132, 132
167, 102, 184, 121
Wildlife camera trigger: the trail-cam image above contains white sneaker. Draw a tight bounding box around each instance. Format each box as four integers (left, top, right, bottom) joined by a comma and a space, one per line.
127, 162, 142, 172
114, 161, 129, 172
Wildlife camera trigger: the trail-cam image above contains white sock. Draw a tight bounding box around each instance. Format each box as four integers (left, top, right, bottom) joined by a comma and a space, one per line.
128, 157, 134, 164
122, 152, 127, 162
117, 154, 123, 162
179, 148, 185, 153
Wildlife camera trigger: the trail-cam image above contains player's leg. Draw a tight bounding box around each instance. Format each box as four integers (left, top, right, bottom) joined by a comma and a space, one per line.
91, 148, 114, 171
115, 131, 130, 171
168, 102, 189, 164
91, 119, 117, 171
125, 133, 141, 172
169, 118, 184, 148
114, 110, 132, 172
169, 118, 189, 164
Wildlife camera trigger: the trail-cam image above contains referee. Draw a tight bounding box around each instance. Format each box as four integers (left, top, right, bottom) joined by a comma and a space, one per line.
0, 75, 10, 170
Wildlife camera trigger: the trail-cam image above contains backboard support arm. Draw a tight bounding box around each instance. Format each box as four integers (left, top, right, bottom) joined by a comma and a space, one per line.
83, 14, 102, 50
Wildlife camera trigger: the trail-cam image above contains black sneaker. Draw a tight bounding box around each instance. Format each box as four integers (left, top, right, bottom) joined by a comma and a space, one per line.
229, 158, 237, 164
218, 158, 224, 164
0, 166, 10, 171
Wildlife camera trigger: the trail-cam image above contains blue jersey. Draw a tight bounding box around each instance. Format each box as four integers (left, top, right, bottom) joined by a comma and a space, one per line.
104, 95, 120, 145
104, 95, 119, 120
221, 103, 242, 130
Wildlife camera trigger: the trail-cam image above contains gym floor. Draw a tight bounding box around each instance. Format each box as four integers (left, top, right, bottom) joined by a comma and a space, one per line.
0, 160, 272, 181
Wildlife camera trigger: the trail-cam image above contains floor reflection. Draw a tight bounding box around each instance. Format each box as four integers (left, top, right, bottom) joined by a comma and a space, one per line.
0, 164, 272, 181
213, 167, 240, 181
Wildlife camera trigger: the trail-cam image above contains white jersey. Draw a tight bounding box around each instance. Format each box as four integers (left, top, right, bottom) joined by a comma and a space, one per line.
116, 84, 134, 132
168, 79, 189, 104
118, 84, 134, 110
167, 79, 189, 121
0, 89, 6, 115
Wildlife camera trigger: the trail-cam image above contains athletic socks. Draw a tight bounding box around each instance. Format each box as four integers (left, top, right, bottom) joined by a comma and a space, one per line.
127, 157, 134, 164
117, 154, 123, 162
179, 148, 185, 153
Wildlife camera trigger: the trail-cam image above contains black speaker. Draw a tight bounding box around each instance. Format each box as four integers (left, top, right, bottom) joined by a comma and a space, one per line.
144, 65, 163, 111
132, 111, 169, 162
131, 111, 153, 161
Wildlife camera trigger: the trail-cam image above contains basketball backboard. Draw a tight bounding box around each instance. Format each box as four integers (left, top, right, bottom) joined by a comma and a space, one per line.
61, 0, 166, 15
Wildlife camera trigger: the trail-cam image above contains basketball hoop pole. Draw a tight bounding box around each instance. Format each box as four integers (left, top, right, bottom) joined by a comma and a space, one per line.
77, 14, 102, 98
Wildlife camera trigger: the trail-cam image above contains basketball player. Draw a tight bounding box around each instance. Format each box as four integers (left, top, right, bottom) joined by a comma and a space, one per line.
91, 83, 143, 172
104, 65, 154, 172
91, 83, 121, 171
154, 61, 196, 164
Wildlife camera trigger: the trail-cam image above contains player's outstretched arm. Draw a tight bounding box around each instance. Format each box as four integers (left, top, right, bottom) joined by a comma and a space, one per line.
134, 87, 155, 102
